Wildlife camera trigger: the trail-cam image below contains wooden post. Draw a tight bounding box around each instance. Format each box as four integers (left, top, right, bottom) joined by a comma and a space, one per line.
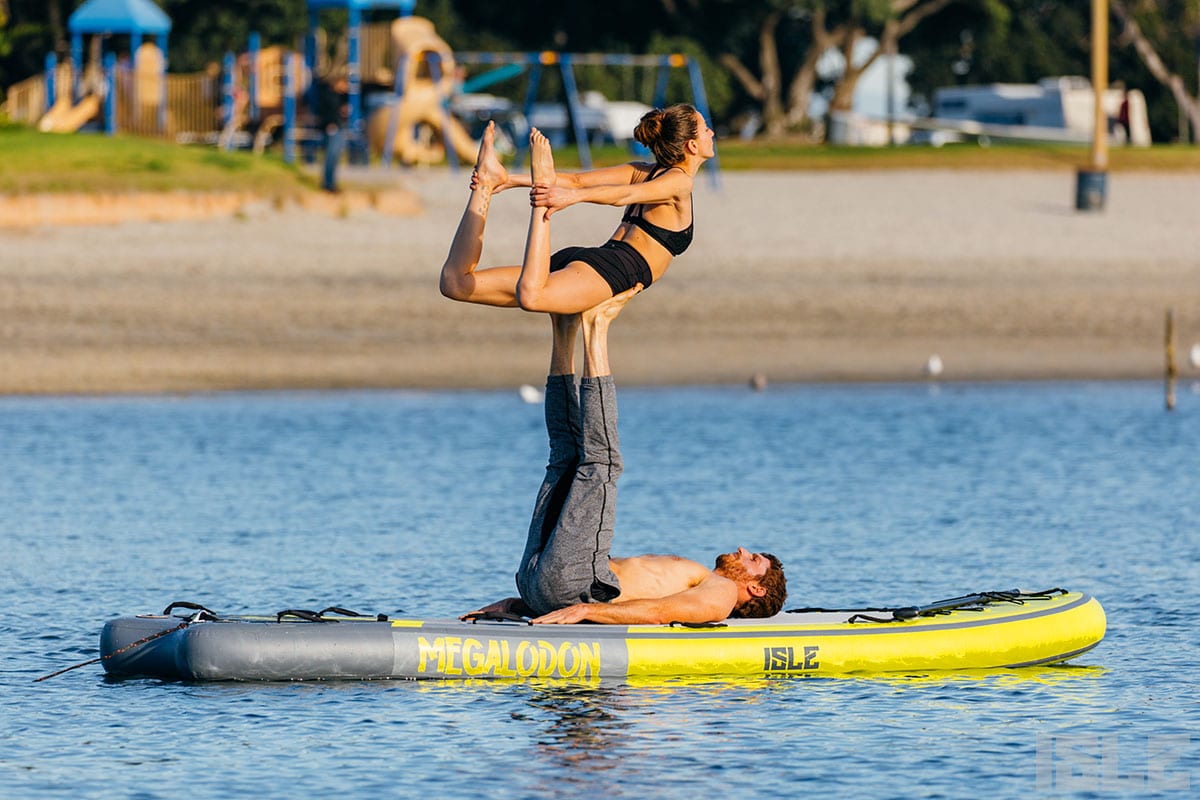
1165, 309, 1177, 411
1075, 0, 1109, 210
1089, 0, 1109, 173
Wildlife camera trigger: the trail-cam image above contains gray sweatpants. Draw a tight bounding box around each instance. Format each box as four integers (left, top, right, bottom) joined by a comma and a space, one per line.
516, 374, 623, 616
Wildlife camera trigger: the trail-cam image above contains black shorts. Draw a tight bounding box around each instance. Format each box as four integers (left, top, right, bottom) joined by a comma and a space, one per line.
549, 239, 654, 295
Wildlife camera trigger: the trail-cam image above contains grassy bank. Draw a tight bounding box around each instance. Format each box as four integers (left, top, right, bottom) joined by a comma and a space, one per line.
3, 120, 1198, 196
0, 123, 316, 195
569, 138, 1200, 171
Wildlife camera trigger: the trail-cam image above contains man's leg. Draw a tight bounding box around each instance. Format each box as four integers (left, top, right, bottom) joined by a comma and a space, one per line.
438, 121, 523, 306
516, 286, 640, 615
517, 312, 582, 599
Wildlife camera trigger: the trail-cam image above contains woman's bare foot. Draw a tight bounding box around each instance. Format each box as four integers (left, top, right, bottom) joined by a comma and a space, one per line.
529, 127, 556, 186
471, 121, 508, 192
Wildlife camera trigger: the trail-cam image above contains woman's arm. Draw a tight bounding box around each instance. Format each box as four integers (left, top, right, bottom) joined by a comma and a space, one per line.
531, 168, 689, 216
490, 162, 646, 193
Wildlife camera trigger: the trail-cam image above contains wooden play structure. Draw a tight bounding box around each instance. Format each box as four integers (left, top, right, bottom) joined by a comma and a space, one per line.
0, 0, 719, 180
366, 16, 479, 165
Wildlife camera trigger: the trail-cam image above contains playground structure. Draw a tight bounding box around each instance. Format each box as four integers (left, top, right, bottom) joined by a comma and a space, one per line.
365, 16, 479, 165
450, 50, 716, 172
2, 1, 719, 179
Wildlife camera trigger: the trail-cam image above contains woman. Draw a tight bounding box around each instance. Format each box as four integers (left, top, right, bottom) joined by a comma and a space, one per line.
439, 103, 715, 315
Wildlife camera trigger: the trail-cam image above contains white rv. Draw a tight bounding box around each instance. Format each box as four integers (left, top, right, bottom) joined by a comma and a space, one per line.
928, 76, 1150, 145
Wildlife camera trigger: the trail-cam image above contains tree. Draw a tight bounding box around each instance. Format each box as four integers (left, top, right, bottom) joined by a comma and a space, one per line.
824, 0, 978, 118
674, 1, 980, 139
1110, 0, 1200, 143
717, 2, 851, 135
905, 0, 1082, 103
160, 0, 307, 72
0, 2, 12, 62
655, 1, 833, 137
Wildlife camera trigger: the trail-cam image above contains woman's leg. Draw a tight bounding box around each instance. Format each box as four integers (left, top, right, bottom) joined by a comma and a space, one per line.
438, 121, 523, 307
515, 130, 611, 314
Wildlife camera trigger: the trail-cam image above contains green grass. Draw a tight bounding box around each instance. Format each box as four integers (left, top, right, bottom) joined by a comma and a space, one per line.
551, 139, 1200, 172
2, 120, 1197, 195
0, 123, 318, 195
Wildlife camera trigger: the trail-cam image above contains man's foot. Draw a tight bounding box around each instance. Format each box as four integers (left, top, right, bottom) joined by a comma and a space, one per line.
529, 128, 556, 186
471, 121, 508, 192
551, 311, 581, 340
582, 284, 641, 331
580, 285, 640, 378
548, 312, 581, 375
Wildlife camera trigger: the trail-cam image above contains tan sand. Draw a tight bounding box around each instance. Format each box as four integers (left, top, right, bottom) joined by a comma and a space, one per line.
1, 167, 1198, 394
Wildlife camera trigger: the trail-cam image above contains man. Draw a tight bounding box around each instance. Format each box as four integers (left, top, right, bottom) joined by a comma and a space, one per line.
466, 286, 787, 625
315, 74, 349, 193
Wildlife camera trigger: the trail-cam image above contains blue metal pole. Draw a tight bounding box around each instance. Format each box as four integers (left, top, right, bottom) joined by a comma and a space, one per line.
283, 53, 296, 164
158, 33, 168, 135
653, 58, 669, 109
103, 52, 116, 135
428, 52, 460, 172
221, 52, 235, 149
686, 57, 721, 188
247, 31, 260, 121
305, 11, 319, 111
559, 54, 592, 170
131, 32, 143, 113
45, 53, 57, 111
516, 58, 542, 168
71, 34, 83, 102
347, 7, 363, 162
382, 53, 408, 167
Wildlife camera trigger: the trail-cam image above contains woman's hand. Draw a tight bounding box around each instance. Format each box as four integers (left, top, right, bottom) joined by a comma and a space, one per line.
530, 182, 576, 216
471, 170, 512, 194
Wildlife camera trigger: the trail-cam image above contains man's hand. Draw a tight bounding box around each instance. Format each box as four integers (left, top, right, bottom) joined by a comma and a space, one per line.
459, 597, 529, 621
531, 604, 591, 624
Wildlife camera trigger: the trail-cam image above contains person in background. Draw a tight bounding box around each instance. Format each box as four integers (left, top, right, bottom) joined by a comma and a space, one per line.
315, 74, 349, 193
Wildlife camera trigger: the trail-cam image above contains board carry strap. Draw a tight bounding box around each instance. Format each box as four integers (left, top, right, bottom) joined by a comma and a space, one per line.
276, 609, 331, 623
462, 610, 532, 625
161, 601, 219, 619
785, 588, 1069, 624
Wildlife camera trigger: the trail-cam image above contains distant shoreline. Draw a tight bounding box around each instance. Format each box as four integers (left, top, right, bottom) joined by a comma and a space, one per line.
1, 168, 1198, 395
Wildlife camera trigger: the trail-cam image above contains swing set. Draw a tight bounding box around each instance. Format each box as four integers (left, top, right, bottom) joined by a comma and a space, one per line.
451, 50, 720, 180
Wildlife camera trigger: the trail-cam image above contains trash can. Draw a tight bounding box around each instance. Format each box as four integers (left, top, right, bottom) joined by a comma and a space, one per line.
1075, 169, 1107, 211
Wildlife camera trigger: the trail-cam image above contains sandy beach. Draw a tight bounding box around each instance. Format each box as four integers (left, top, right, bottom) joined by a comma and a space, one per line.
1, 167, 1198, 394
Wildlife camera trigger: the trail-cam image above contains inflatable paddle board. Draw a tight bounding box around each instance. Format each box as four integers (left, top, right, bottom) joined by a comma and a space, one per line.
99, 589, 1105, 682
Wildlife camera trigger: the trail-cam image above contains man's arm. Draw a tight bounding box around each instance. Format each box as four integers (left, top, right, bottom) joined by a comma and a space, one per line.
459, 596, 533, 621
532, 576, 737, 625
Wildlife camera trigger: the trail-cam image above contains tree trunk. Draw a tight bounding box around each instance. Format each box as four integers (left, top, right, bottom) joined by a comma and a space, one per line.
826, 0, 957, 114
829, 29, 875, 112
47, 0, 68, 58
785, 9, 848, 130
757, 10, 786, 137
1111, 0, 1200, 143
719, 10, 786, 137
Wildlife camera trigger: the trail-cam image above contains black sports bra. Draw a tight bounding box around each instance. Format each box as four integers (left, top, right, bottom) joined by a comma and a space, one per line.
620, 164, 694, 257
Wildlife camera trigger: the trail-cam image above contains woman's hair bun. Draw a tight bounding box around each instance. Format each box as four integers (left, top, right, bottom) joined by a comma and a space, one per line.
634, 110, 663, 145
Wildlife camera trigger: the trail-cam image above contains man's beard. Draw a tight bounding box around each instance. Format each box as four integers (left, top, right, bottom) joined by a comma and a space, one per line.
713, 552, 752, 583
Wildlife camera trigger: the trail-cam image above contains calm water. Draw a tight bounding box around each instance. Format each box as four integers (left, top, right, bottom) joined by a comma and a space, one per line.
2, 382, 1198, 798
